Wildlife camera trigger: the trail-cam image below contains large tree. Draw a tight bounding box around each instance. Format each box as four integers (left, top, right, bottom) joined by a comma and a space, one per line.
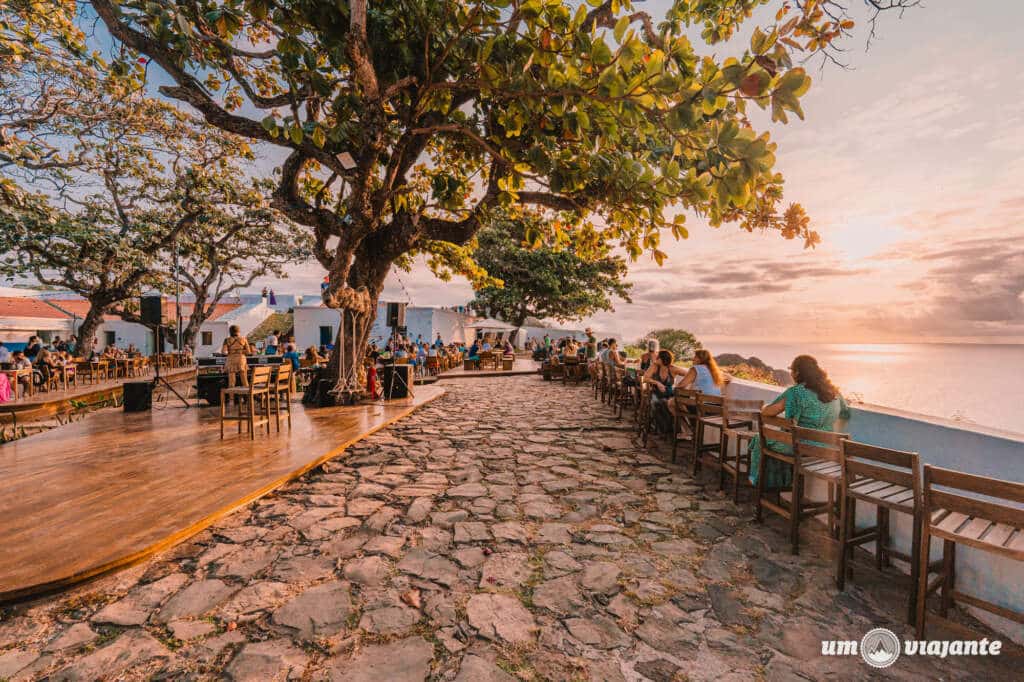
0, 10, 264, 355
87, 0, 912, 390
469, 209, 631, 327
169, 175, 313, 348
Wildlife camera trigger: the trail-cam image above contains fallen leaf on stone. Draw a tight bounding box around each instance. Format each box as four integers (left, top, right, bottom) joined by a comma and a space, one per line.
401, 589, 422, 609
226, 621, 237, 631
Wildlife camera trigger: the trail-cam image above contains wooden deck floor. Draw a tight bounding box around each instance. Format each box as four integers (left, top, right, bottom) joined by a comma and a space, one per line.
0, 367, 197, 423
0, 386, 444, 602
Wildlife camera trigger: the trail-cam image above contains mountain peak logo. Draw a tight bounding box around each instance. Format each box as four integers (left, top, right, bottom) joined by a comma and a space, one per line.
860, 628, 901, 668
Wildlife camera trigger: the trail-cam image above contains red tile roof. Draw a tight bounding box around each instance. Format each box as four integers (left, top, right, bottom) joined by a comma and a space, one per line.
44, 299, 121, 321
164, 301, 241, 322
0, 297, 71, 319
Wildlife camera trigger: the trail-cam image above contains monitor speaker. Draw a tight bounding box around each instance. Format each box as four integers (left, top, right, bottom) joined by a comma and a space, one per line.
386, 302, 406, 328
140, 295, 163, 326
380, 364, 411, 399
123, 381, 153, 412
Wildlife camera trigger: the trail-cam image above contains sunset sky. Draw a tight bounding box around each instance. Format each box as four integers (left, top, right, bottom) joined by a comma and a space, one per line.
249, 0, 1023, 344
19, 1, 1020, 344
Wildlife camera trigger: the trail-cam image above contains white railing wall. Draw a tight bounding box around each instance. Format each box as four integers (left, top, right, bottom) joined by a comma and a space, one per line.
722, 378, 1024, 644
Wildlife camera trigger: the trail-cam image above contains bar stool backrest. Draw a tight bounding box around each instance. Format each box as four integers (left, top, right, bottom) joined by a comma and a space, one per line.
251, 365, 272, 389
275, 364, 292, 390
841, 440, 920, 499
722, 398, 763, 425
696, 393, 724, 418
758, 414, 794, 456
791, 425, 849, 465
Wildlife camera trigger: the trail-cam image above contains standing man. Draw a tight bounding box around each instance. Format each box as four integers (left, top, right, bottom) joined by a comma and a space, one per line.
434, 333, 444, 349
585, 328, 597, 360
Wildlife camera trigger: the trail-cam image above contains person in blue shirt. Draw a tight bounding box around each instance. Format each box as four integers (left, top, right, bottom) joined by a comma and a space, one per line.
468, 341, 480, 360
282, 343, 301, 370
434, 333, 444, 349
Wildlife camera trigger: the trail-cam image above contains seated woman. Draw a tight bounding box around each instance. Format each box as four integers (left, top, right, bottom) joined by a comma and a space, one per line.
643, 350, 687, 432
675, 349, 728, 397
748, 354, 851, 489
304, 346, 325, 366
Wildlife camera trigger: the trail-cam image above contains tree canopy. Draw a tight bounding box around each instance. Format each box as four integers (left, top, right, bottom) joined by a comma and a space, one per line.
8, 0, 915, 387
469, 209, 631, 327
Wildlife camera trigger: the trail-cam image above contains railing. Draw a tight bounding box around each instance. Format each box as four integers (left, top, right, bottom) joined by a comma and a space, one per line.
723, 377, 1024, 644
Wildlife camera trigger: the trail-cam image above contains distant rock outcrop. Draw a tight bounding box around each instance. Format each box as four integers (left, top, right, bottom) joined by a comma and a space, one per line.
715, 354, 793, 387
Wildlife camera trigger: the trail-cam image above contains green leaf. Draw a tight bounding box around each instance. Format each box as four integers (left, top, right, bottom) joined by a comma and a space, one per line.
614, 15, 629, 44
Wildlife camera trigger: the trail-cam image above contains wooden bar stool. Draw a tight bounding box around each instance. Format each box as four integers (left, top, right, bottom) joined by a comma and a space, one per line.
791, 425, 849, 544
720, 398, 764, 502
669, 388, 701, 463
836, 440, 931, 624
755, 419, 849, 554
220, 365, 272, 439
692, 394, 750, 478
915, 465, 1024, 637
266, 364, 293, 432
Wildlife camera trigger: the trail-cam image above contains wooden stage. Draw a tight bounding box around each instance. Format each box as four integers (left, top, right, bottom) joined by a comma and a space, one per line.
0, 366, 197, 424
0, 386, 444, 602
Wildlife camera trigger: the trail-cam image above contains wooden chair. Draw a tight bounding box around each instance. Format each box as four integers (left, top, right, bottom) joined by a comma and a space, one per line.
425, 356, 440, 376
791, 425, 849, 545
720, 399, 764, 502
266, 364, 293, 432
669, 388, 701, 462
692, 394, 742, 477
611, 367, 637, 418
915, 465, 1024, 637
753, 416, 801, 549
590, 361, 601, 398
837, 440, 931, 624
219, 365, 272, 439
562, 356, 583, 385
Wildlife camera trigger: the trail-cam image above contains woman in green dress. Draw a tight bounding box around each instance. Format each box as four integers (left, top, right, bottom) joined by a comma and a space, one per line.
748, 355, 851, 489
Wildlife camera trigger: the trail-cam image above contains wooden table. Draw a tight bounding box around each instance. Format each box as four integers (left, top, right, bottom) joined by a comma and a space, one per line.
2, 368, 33, 400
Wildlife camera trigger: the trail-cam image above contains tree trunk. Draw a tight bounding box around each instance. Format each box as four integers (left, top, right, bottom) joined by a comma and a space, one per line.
319, 243, 392, 402
180, 291, 209, 350
76, 301, 109, 358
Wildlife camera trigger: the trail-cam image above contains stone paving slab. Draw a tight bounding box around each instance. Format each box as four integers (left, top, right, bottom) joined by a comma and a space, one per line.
0, 375, 1018, 681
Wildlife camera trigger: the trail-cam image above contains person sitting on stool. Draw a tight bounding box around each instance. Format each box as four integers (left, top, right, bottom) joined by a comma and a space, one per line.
221, 325, 253, 388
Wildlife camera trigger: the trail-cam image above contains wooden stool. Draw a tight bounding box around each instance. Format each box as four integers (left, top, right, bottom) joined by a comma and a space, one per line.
916, 465, 1024, 637
791, 425, 849, 547
720, 398, 764, 502
753, 413, 839, 552
220, 365, 272, 439
668, 389, 700, 462
267, 364, 293, 432
837, 440, 931, 624
693, 394, 749, 478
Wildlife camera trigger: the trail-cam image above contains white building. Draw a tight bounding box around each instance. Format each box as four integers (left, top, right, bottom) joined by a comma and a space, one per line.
45, 298, 155, 354
189, 299, 272, 356
0, 296, 72, 346
293, 302, 478, 352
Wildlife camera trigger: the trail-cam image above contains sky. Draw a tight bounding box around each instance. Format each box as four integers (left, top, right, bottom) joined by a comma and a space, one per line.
18, 1, 1024, 344
249, 0, 1024, 344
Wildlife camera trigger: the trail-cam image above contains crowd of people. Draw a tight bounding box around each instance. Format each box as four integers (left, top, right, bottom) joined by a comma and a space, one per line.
0, 333, 163, 401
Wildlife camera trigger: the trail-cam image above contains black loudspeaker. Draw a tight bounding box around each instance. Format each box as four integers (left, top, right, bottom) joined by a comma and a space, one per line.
123, 381, 153, 412
380, 364, 411, 399
140, 295, 163, 326
196, 374, 228, 406
386, 302, 406, 328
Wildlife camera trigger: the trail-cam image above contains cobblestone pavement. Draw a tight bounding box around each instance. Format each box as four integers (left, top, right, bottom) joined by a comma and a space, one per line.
0, 376, 1017, 680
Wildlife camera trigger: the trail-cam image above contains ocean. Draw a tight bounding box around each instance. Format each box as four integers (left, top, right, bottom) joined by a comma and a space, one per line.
701, 340, 1024, 436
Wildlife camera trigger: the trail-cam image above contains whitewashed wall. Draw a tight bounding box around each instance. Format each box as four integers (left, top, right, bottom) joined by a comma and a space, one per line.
723, 378, 1024, 643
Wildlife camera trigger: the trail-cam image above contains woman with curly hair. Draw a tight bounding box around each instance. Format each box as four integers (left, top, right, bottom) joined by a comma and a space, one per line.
748, 354, 851, 488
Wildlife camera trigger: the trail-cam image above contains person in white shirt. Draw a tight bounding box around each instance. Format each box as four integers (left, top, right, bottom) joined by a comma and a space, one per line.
0, 342, 11, 364
265, 330, 279, 354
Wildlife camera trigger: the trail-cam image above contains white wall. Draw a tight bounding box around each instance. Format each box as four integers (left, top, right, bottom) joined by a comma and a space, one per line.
0, 317, 72, 344
89, 319, 154, 355
723, 378, 1024, 644
294, 306, 342, 352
